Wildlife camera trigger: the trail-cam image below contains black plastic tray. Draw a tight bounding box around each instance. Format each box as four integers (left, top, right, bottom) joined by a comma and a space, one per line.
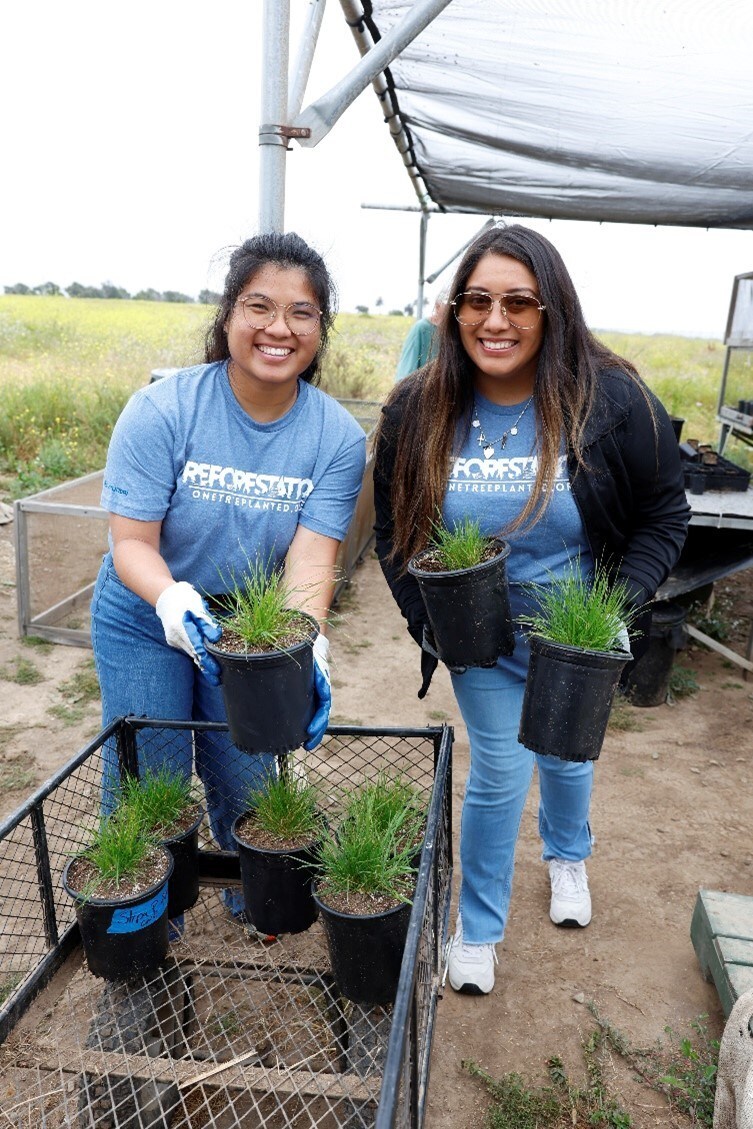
682, 453, 751, 494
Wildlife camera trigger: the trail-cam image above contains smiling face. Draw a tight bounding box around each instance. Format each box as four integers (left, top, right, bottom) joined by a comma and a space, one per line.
224, 264, 322, 399
457, 252, 545, 403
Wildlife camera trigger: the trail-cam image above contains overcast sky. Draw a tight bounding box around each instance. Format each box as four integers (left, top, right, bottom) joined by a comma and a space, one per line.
2, 1, 752, 338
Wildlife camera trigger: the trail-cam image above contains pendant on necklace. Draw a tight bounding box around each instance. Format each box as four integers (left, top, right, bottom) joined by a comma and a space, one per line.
483, 444, 494, 458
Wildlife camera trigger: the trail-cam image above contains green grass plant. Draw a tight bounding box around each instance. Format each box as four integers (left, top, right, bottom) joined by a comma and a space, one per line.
463, 1061, 560, 1128
608, 697, 645, 732
585, 1004, 719, 1128
467, 1011, 722, 1129
119, 766, 197, 839
48, 703, 87, 726
429, 517, 491, 571
340, 772, 426, 852
464, 1030, 635, 1128
668, 663, 700, 698
21, 635, 54, 653
650, 1017, 718, 1126
0, 295, 210, 497
521, 561, 637, 652
78, 805, 158, 893
316, 785, 418, 904
0, 975, 22, 1007
59, 659, 100, 703
0, 655, 43, 685
0, 760, 36, 792
245, 764, 322, 843
213, 558, 305, 651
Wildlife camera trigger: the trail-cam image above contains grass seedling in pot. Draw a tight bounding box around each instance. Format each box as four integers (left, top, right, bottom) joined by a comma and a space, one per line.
211, 557, 314, 654
237, 762, 323, 850
316, 783, 420, 914
520, 561, 638, 653
70, 805, 163, 900
427, 516, 494, 571
119, 766, 199, 840
340, 773, 427, 859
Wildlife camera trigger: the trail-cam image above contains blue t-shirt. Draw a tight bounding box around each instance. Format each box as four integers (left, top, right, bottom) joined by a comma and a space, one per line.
395, 319, 439, 381
100, 362, 366, 594
443, 392, 593, 673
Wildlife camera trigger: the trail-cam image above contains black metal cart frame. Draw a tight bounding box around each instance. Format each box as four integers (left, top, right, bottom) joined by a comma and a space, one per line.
0, 721, 453, 1129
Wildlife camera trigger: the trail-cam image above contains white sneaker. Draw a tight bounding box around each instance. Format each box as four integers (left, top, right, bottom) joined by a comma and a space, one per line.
548, 859, 591, 927
447, 917, 498, 995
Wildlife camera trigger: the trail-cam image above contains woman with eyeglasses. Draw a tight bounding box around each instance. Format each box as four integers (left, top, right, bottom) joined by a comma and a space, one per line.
91, 231, 366, 929
373, 224, 688, 994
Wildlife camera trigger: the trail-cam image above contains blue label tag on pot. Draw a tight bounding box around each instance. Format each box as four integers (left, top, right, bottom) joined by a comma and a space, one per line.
107, 884, 167, 934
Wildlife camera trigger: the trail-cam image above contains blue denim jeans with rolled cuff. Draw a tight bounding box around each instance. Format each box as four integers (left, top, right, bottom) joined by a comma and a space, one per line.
91, 561, 275, 917
450, 663, 593, 945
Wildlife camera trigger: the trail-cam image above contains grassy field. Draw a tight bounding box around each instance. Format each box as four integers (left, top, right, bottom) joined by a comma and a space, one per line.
0, 293, 749, 501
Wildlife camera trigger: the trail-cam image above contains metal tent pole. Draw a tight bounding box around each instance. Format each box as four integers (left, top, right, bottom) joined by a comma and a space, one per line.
418, 212, 428, 319
259, 0, 290, 233
289, 0, 327, 120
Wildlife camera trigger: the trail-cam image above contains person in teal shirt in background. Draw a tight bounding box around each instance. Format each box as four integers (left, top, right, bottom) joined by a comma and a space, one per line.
394, 291, 448, 380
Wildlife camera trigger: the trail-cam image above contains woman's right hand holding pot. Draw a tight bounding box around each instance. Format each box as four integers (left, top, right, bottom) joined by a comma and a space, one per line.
155, 581, 222, 683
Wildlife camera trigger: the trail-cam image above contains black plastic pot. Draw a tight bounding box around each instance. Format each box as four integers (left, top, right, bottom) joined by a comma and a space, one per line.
231, 815, 322, 935
164, 806, 204, 917
622, 602, 688, 707
205, 613, 319, 754
519, 635, 630, 762
313, 886, 412, 1006
670, 416, 685, 442
62, 848, 173, 981
407, 539, 514, 668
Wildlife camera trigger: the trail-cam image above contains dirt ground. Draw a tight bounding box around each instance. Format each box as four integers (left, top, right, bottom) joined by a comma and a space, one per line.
1, 515, 752, 1126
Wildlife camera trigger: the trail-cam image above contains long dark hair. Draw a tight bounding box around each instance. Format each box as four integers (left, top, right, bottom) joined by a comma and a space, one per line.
204, 231, 336, 385
378, 223, 642, 564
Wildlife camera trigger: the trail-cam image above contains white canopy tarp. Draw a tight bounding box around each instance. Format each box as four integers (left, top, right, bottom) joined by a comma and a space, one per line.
359, 0, 753, 228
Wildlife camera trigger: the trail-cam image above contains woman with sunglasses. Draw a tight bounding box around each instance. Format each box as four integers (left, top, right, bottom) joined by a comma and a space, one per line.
373, 224, 688, 994
91, 231, 366, 928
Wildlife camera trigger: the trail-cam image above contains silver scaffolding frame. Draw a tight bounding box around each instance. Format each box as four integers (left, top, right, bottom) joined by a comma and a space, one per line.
261, 0, 455, 314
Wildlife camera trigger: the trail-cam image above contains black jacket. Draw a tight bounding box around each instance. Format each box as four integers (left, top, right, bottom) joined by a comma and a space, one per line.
373, 367, 690, 694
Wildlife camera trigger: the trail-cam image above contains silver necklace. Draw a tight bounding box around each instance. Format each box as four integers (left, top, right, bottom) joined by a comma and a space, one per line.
471, 397, 533, 458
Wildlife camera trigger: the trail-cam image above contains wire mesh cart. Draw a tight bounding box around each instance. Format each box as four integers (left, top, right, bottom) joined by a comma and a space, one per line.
0, 721, 453, 1128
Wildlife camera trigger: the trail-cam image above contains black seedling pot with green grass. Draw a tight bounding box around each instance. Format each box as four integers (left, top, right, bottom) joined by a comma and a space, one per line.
231, 762, 324, 935
408, 522, 514, 668
518, 564, 634, 762
232, 826, 322, 935
163, 806, 204, 917
204, 560, 320, 754
312, 777, 419, 1006
119, 767, 204, 917
207, 621, 318, 754
312, 890, 412, 1006
519, 637, 629, 761
62, 848, 173, 981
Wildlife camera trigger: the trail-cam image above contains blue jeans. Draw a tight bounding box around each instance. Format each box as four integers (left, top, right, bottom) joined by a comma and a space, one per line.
91, 561, 275, 916
451, 663, 593, 944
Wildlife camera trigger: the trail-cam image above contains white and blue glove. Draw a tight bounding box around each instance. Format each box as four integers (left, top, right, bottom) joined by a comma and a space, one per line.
304, 633, 331, 751
615, 620, 632, 655
155, 581, 222, 685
